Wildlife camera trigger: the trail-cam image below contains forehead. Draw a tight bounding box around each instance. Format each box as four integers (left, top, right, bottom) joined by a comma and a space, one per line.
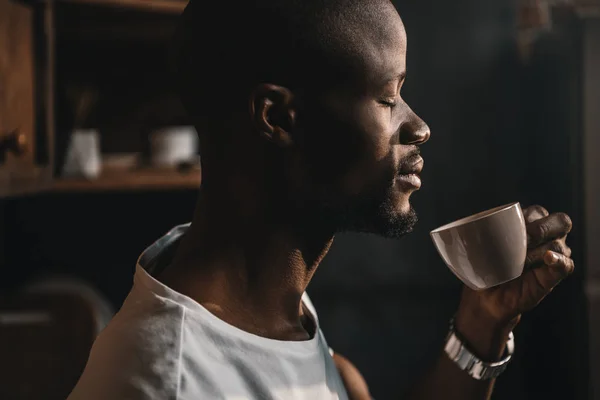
345, 8, 407, 89
308, 2, 407, 95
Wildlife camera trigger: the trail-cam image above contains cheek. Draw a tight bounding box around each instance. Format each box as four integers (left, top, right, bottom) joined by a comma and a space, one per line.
295, 99, 398, 200
336, 104, 397, 194
352, 104, 395, 159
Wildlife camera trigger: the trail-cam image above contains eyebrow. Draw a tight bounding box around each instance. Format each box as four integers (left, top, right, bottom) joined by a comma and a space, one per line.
382, 71, 406, 85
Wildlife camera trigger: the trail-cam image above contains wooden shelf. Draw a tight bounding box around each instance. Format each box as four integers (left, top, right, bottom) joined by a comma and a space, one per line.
25, 0, 187, 14
51, 166, 200, 192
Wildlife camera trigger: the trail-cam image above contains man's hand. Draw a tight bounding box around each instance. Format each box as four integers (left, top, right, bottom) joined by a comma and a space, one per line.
407, 205, 574, 400
455, 205, 574, 359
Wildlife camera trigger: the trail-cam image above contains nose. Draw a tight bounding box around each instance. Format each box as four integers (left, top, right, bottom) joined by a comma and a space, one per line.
399, 108, 430, 145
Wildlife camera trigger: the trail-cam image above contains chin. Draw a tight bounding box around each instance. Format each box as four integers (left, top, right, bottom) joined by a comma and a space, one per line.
394, 196, 413, 215
335, 197, 418, 239
377, 202, 418, 238
323, 183, 419, 238
370, 188, 417, 236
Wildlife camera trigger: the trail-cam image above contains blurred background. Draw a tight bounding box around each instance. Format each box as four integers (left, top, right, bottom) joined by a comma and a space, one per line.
0, 0, 597, 398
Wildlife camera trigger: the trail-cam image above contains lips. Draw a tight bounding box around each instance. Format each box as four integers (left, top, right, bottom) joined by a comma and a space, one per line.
396, 155, 423, 189
398, 155, 424, 175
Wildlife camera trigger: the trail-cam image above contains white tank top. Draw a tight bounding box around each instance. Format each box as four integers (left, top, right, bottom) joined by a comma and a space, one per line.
68, 224, 349, 400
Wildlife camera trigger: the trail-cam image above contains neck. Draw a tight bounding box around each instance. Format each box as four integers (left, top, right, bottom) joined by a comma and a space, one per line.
159, 186, 335, 341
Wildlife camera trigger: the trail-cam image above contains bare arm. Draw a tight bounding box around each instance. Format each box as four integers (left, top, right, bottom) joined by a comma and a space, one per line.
406, 307, 516, 400
333, 353, 372, 400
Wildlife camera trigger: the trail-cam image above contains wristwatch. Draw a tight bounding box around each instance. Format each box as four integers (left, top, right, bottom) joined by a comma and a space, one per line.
444, 319, 515, 380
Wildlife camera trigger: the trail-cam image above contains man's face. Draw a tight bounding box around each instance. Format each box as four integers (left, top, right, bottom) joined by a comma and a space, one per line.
292, 14, 430, 238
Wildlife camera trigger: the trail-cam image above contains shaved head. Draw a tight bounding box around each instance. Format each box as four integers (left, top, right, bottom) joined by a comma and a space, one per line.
174, 0, 403, 120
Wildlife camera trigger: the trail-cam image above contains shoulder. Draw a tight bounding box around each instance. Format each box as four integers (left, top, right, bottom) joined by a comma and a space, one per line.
68, 290, 186, 400
333, 353, 372, 400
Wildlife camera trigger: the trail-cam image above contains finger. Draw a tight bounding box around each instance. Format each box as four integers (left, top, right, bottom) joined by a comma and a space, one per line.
525, 239, 572, 267
517, 251, 574, 312
523, 205, 549, 223
540, 251, 575, 286
535, 251, 574, 290
527, 213, 573, 248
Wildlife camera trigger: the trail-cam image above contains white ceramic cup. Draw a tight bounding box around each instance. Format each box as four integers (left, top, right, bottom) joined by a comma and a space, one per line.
149, 126, 198, 167
430, 202, 527, 290
62, 129, 102, 179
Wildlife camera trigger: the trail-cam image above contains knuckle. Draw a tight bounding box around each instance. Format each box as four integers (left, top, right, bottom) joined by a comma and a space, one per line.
563, 244, 572, 257
557, 256, 575, 277
556, 212, 573, 232
530, 205, 549, 216
536, 222, 549, 238
525, 205, 546, 222
561, 259, 575, 276
550, 240, 565, 253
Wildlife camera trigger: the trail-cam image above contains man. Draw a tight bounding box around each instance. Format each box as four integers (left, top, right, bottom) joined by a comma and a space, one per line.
69, 0, 574, 399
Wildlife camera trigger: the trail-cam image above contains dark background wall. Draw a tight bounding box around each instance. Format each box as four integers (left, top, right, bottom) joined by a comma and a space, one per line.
0, 0, 590, 399
311, 1, 588, 399
583, 16, 600, 400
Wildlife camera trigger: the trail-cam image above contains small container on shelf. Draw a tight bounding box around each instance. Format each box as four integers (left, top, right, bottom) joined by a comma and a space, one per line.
149, 125, 199, 168
61, 129, 102, 179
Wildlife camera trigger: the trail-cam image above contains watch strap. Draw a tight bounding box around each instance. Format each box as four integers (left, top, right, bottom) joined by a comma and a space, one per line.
444, 322, 515, 380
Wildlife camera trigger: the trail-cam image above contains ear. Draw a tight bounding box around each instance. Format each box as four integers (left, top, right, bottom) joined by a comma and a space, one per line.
249, 84, 296, 147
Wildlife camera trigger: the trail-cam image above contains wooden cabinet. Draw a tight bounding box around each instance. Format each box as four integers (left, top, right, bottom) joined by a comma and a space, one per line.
0, 0, 50, 197
0, 0, 197, 198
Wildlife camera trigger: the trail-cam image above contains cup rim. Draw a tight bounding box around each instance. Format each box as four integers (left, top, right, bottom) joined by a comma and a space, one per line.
430, 202, 520, 234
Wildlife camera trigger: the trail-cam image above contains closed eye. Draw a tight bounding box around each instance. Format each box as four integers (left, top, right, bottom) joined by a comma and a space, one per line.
378, 99, 397, 108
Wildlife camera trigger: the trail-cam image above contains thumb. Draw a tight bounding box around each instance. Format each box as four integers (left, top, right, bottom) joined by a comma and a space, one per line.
542, 250, 574, 285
